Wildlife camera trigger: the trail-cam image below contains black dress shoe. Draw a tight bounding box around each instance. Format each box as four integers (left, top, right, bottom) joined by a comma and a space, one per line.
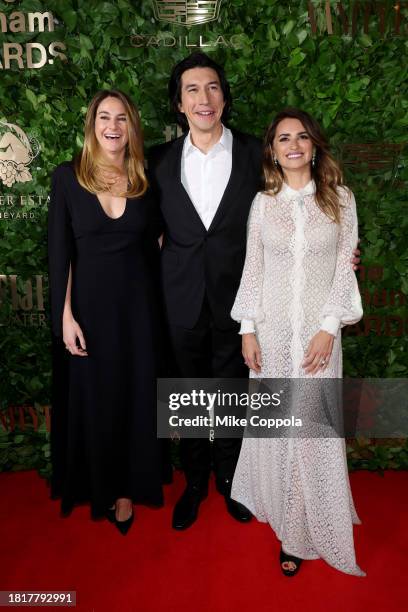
172, 486, 207, 530
114, 511, 134, 536
215, 477, 233, 497
216, 477, 252, 523
224, 496, 252, 522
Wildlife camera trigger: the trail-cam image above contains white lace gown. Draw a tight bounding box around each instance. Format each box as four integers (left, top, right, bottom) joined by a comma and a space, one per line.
230, 181, 365, 576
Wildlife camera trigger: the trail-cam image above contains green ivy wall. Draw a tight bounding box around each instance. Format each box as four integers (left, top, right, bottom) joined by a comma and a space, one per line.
0, 0, 407, 474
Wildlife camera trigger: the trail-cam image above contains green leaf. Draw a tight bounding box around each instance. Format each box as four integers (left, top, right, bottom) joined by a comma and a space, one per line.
359, 34, 373, 48
105, 25, 125, 38
345, 90, 364, 103
297, 29, 308, 45
25, 89, 38, 110
282, 20, 295, 36
62, 10, 77, 32
79, 34, 94, 50
288, 49, 306, 67
96, 2, 120, 22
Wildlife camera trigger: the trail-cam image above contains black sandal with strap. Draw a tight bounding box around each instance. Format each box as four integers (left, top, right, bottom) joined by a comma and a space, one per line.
279, 547, 303, 577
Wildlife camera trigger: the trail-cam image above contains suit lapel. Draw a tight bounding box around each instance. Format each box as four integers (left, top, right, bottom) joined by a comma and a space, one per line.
168, 130, 250, 235
169, 134, 207, 233
207, 132, 249, 233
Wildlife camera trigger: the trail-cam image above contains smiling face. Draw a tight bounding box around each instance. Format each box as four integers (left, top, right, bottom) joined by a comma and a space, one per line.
272, 117, 315, 174
178, 67, 225, 136
94, 96, 129, 158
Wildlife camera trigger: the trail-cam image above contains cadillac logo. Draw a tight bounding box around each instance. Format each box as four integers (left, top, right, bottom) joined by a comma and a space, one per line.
152, 0, 222, 27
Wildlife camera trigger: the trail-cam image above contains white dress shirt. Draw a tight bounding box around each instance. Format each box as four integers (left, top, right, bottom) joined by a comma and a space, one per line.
181, 125, 233, 230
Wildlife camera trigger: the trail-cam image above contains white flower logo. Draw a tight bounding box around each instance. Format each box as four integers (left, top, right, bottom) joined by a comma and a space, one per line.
0, 120, 39, 188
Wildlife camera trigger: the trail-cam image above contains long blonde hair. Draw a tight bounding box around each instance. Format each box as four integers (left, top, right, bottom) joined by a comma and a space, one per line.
75, 89, 147, 198
263, 108, 344, 223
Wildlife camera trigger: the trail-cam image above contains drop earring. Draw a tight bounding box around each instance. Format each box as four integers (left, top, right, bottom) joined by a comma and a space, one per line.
312, 152, 316, 168
269, 145, 278, 166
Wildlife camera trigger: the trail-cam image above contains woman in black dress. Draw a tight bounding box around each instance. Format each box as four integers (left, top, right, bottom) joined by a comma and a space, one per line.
48, 90, 163, 533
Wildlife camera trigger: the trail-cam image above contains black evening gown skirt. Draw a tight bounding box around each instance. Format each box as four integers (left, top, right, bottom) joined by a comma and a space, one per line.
48, 163, 164, 518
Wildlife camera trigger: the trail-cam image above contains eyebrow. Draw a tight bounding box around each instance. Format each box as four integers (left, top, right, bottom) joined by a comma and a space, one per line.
97, 111, 126, 117
278, 131, 309, 137
184, 80, 220, 88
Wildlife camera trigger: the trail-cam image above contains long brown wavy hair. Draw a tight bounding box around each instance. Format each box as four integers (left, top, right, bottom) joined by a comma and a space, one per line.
75, 89, 147, 198
263, 108, 345, 223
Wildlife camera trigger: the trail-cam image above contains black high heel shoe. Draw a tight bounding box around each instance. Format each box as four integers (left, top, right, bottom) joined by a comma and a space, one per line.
279, 547, 303, 577
106, 507, 116, 524
114, 510, 134, 536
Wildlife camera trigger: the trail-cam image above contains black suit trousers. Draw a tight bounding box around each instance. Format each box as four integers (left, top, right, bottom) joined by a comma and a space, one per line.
168, 296, 247, 492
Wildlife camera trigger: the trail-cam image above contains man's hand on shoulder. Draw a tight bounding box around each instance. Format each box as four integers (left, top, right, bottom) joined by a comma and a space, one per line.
351, 239, 361, 271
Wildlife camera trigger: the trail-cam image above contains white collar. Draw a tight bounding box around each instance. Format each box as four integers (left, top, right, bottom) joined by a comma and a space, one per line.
281, 180, 316, 198
184, 125, 233, 157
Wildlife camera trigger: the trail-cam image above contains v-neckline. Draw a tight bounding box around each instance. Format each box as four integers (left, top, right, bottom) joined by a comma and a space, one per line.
93, 193, 128, 221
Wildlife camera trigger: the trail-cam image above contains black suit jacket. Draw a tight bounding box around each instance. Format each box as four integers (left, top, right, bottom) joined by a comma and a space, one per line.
149, 130, 263, 330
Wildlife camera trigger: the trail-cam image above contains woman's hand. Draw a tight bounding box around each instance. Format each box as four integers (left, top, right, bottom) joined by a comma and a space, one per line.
242, 333, 262, 373
302, 330, 334, 375
63, 313, 88, 357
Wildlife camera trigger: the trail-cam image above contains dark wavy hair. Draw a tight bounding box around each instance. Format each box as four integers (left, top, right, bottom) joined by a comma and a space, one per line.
168, 52, 232, 132
263, 108, 345, 223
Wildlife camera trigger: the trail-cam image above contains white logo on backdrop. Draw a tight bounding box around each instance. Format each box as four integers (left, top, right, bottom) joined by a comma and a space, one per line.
0, 121, 39, 187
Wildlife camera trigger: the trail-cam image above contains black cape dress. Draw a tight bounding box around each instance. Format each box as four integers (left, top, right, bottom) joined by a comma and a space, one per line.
48, 162, 164, 518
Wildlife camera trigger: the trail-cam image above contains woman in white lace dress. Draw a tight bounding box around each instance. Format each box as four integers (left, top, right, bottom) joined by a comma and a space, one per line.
230, 109, 364, 577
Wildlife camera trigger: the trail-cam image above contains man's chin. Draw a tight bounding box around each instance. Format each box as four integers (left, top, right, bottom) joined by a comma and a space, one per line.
192, 120, 222, 132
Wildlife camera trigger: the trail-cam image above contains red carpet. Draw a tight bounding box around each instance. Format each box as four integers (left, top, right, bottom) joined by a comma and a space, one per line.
0, 469, 406, 612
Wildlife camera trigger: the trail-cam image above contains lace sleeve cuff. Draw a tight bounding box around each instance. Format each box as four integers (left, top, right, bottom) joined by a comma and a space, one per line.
320, 316, 341, 337
239, 319, 256, 335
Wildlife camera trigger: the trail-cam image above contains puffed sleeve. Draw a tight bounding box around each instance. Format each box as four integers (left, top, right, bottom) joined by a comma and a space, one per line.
231, 192, 265, 328
48, 167, 74, 337
320, 188, 363, 337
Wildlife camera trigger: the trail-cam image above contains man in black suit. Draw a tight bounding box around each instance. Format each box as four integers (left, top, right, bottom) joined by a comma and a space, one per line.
149, 52, 261, 529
